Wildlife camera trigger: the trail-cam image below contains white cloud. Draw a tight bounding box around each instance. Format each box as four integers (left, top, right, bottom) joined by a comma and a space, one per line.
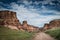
34, 1, 40, 5
0, 1, 60, 27
7, 2, 60, 27
37, 6, 60, 15
23, 1, 32, 5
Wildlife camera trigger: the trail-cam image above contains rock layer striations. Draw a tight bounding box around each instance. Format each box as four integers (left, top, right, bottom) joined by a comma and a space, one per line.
0, 10, 40, 32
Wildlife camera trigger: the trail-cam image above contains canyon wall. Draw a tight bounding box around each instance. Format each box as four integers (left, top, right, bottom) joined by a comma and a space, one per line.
0, 10, 22, 30
0, 10, 40, 32
22, 21, 40, 32
43, 19, 60, 30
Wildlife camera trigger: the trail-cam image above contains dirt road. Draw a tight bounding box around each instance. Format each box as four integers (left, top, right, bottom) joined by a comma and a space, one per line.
32, 32, 56, 40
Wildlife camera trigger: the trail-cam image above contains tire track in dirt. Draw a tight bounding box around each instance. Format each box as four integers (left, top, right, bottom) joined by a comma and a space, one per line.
32, 32, 56, 40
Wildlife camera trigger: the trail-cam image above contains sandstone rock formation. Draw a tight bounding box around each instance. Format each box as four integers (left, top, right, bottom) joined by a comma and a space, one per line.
22, 21, 40, 32
43, 19, 60, 30
43, 24, 50, 30
0, 10, 40, 32
49, 19, 60, 27
0, 10, 21, 30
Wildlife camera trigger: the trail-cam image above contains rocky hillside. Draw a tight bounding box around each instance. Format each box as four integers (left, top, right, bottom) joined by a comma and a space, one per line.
43, 19, 60, 30
0, 10, 40, 32
0, 10, 22, 30
22, 21, 40, 32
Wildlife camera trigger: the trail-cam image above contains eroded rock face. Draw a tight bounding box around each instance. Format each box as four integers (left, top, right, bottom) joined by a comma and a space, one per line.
43, 19, 60, 30
0, 10, 39, 32
0, 10, 40, 32
22, 21, 40, 32
43, 24, 50, 30
49, 19, 60, 27
0, 10, 21, 30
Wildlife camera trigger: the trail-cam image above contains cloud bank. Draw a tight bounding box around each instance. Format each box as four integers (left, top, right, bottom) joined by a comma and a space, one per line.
0, 0, 60, 27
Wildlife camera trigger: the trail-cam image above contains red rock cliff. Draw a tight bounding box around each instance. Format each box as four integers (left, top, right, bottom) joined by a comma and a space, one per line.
22, 21, 40, 32
0, 10, 40, 32
43, 19, 60, 30
0, 10, 21, 30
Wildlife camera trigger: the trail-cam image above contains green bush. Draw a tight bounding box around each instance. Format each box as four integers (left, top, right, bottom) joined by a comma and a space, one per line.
0, 26, 34, 40
45, 27, 60, 40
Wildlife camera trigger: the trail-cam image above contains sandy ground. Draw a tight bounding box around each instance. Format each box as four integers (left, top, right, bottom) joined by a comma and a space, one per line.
32, 32, 56, 40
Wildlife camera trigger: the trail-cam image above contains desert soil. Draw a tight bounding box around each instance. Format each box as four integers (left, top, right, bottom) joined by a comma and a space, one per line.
32, 32, 56, 40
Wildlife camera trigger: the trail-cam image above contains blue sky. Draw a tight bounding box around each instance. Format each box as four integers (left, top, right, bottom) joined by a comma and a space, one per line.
0, 0, 60, 27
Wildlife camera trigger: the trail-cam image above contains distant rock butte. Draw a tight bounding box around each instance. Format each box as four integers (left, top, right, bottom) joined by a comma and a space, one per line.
0, 10, 40, 32
43, 19, 60, 30
22, 21, 40, 32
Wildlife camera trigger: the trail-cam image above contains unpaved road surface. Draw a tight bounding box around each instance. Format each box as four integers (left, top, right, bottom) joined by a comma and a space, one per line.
32, 32, 56, 40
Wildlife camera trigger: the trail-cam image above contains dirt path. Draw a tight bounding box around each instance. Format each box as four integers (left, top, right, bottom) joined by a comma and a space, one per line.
32, 32, 56, 40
